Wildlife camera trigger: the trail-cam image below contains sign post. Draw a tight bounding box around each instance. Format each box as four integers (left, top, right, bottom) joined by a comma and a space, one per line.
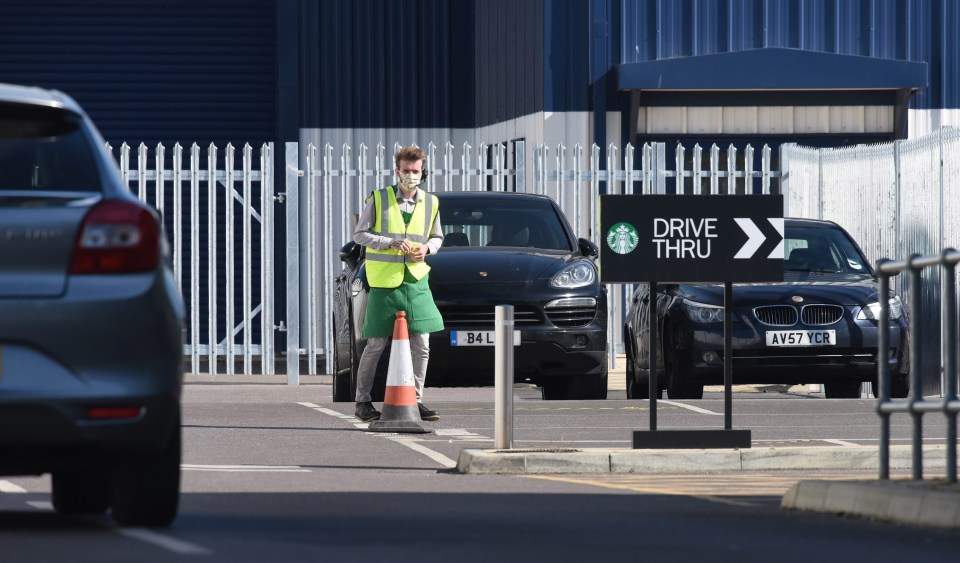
601, 195, 784, 449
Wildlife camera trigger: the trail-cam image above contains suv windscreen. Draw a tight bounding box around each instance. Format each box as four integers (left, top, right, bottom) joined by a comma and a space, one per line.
0, 103, 101, 191
439, 197, 572, 250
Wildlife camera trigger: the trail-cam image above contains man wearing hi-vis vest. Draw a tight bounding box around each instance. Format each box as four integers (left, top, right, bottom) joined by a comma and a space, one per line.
352, 146, 445, 423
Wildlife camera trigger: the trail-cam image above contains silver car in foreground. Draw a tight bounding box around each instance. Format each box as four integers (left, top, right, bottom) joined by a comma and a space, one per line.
0, 84, 184, 526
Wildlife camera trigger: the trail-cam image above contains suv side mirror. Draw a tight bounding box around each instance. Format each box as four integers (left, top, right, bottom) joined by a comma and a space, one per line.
577, 238, 599, 258
339, 241, 362, 269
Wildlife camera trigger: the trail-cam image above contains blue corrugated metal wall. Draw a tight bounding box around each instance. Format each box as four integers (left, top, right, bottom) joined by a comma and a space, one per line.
620, 0, 960, 110
475, 0, 544, 126
0, 0, 277, 357
474, 0, 591, 124
302, 0, 468, 129
302, 0, 588, 129
543, 0, 591, 114
0, 0, 277, 147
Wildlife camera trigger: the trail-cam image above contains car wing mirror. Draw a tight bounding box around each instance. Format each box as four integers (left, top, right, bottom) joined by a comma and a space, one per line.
339, 241, 362, 269
577, 238, 599, 258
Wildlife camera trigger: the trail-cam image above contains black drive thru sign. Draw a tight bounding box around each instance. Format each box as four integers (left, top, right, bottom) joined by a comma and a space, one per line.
600, 195, 785, 283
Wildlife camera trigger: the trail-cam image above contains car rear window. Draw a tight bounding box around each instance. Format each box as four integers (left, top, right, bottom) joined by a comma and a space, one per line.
0, 103, 101, 192
439, 197, 572, 251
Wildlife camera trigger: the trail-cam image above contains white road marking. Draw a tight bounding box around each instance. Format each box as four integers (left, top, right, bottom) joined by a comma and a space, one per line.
0, 480, 27, 493
298, 402, 458, 468
116, 528, 212, 556
297, 402, 356, 421
434, 428, 490, 441
658, 400, 722, 415
821, 439, 861, 447
25, 499, 212, 555
384, 436, 457, 469
181, 464, 310, 473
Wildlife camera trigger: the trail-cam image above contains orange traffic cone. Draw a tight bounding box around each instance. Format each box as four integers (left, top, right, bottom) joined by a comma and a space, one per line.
368, 312, 431, 434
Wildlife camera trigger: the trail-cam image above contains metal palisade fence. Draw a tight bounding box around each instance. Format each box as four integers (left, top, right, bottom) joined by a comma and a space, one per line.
782, 126, 960, 395
115, 139, 781, 381
110, 142, 275, 377
289, 141, 522, 383
117, 128, 956, 396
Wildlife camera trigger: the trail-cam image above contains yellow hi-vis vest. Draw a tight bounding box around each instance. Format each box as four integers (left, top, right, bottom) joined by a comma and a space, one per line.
365, 185, 439, 288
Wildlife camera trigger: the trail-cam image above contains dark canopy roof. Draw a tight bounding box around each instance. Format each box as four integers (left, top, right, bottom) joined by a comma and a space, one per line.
617, 48, 928, 91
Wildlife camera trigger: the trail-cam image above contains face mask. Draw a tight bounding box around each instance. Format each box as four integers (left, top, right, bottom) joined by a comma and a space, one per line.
399, 171, 422, 189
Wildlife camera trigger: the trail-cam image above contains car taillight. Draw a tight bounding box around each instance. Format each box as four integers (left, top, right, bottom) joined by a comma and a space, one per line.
86, 406, 145, 420
70, 200, 159, 274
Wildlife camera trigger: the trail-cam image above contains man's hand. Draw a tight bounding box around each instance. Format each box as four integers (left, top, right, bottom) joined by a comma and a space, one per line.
406, 244, 428, 262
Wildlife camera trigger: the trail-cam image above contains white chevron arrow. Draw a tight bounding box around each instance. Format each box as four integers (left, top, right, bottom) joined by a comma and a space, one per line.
767, 218, 785, 259
734, 218, 764, 259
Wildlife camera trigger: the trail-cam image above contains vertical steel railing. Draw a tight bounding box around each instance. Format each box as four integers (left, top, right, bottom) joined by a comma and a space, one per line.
877, 249, 960, 482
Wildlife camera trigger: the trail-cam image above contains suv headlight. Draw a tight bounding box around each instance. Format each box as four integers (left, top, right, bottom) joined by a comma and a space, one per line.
549, 262, 596, 289
681, 299, 724, 323
351, 278, 365, 297
857, 296, 903, 321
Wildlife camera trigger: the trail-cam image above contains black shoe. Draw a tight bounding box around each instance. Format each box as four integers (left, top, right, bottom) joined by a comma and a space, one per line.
418, 403, 439, 421
355, 402, 380, 422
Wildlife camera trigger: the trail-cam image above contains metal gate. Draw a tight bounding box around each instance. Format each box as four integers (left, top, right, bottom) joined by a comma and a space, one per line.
114, 142, 276, 376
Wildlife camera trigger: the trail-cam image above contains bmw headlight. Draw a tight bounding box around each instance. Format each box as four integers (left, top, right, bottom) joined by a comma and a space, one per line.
857, 296, 903, 321
681, 299, 724, 324
549, 262, 597, 289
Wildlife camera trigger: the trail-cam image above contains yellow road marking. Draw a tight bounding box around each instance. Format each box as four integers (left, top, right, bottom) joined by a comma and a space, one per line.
526, 473, 865, 508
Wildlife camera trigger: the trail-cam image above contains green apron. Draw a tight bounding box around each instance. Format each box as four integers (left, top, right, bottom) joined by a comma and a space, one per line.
361, 209, 444, 338
362, 270, 444, 337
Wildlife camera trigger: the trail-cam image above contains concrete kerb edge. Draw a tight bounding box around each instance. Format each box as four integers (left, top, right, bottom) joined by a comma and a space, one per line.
456, 445, 951, 475
782, 480, 960, 528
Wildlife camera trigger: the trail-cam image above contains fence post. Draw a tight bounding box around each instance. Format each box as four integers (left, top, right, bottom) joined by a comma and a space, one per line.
894, 140, 902, 265
877, 262, 891, 480
189, 144, 201, 375
943, 250, 958, 483
654, 142, 667, 194
515, 141, 525, 193
225, 144, 236, 375
262, 143, 276, 375
909, 257, 924, 479
709, 144, 720, 195
207, 144, 219, 374
778, 143, 793, 214
285, 142, 301, 385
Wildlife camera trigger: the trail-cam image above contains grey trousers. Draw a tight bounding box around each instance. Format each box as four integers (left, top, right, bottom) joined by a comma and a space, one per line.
355, 333, 430, 403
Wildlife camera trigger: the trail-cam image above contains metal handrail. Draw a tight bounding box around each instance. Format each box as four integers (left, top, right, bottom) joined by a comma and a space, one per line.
876, 248, 960, 482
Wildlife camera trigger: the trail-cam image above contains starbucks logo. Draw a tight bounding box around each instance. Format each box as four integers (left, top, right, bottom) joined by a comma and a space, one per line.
606, 222, 639, 255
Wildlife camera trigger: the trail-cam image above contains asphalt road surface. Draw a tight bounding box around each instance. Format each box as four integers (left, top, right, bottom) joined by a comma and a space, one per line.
1, 382, 957, 562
